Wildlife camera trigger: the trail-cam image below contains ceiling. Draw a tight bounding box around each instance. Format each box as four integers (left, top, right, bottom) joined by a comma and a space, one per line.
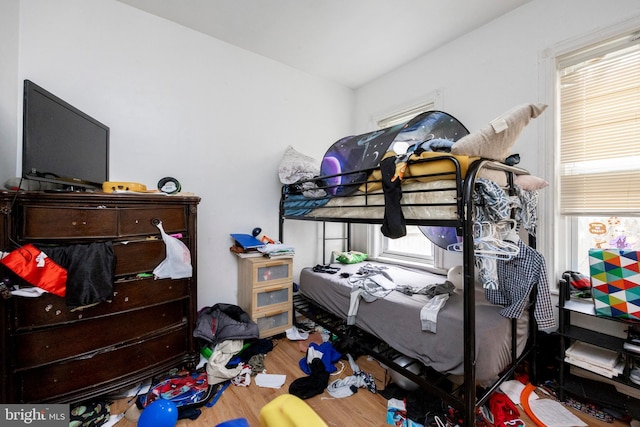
117, 0, 532, 89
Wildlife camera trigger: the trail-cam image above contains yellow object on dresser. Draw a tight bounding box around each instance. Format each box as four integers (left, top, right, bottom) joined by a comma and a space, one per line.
102, 181, 149, 193
260, 394, 328, 427
237, 256, 293, 338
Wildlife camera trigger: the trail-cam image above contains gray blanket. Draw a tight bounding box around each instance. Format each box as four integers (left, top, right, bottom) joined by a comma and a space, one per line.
299, 261, 528, 385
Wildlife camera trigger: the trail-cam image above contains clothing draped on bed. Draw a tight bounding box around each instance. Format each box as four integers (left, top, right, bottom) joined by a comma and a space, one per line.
298, 261, 530, 385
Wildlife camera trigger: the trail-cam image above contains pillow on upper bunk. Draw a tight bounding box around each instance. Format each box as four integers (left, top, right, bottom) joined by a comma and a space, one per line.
450, 103, 548, 161
514, 174, 550, 191
476, 168, 507, 187
278, 145, 321, 185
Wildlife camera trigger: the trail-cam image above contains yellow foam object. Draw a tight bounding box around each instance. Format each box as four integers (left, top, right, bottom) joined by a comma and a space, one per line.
102, 181, 149, 193
405, 151, 480, 182
358, 151, 480, 192
259, 394, 328, 427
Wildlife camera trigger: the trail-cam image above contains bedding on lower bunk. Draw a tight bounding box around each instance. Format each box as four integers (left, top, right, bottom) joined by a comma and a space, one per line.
298, 261, 529, 385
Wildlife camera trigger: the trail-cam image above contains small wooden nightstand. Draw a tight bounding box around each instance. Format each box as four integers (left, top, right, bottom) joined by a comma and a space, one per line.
237, 256, 293, 338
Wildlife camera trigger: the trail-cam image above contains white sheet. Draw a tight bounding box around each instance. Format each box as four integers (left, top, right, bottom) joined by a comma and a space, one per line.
302, 180, 459, 220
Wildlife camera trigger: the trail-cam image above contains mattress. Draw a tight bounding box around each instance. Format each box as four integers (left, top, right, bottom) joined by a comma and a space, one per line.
285, 180, 459, 220
298, 261, 528, 384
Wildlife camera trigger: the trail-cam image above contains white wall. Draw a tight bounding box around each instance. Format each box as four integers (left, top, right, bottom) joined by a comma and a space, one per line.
0, 0, 20, 178
12, 0, 353, 307
354, 0, 640, 282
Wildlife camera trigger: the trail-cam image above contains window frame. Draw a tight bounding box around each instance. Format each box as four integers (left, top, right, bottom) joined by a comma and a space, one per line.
539, 15, 640, 284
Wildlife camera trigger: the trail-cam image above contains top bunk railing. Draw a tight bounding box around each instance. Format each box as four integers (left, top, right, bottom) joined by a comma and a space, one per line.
280, 154, 463, 220
280, 154, 530, 225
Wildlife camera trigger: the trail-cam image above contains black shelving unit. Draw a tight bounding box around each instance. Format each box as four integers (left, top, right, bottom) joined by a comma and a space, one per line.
557, 273, 640, 418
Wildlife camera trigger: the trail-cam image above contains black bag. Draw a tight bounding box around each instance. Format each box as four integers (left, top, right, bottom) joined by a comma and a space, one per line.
564, 270, 591, 290
563, 270, 592, 298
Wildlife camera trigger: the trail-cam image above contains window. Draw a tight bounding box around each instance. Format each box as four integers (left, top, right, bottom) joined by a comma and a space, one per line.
557, 28, 640, 272
367, 99, 443, 269
571, 216, 640, 273
383, 225, 434, 262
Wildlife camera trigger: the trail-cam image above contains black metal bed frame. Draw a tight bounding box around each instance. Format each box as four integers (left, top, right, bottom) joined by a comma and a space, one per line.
279, 155, 539, 426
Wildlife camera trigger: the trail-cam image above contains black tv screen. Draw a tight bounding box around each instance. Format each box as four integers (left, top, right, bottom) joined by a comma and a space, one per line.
22, 80, 109, 189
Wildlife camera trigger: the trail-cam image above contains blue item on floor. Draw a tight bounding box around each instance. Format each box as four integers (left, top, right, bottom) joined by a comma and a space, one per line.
216, 418, 250, 427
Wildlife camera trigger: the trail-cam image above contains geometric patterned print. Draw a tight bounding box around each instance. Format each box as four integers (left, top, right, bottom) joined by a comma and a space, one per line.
589, 249, 640, 320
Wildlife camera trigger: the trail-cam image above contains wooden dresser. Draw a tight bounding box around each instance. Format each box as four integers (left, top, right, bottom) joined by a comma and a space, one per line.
0, 191, 200, 404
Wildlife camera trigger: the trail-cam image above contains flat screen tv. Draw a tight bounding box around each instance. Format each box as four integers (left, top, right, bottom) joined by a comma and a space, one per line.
22, 79, 109, 190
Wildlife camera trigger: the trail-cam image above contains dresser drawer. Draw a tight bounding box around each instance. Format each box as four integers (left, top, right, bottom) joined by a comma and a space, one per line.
13, 300, 187, 369
252, 282, 292, 314
253, 303, 292, 338
113, 240, 166, 276
14, 278, 190, 330
16, 326, 189, 402
113, 238, 191, 276
21, 206, 119, 239
118, 206, 187, 236
242, 258, 292, 288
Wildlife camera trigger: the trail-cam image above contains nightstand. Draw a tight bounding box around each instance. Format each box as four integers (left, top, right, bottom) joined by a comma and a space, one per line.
237, 256, 293, 338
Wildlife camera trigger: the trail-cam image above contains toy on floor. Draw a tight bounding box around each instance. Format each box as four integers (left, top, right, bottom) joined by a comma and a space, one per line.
137, 399, 178, 427
216, 418, 250, 427
259, 394, 328, 427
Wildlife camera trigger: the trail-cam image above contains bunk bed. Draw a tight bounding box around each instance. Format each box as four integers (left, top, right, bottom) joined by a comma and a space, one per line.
278, 104, 550, 426
278, 150, 549, 426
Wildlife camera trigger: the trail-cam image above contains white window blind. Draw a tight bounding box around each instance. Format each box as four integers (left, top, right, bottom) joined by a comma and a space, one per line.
558, 31, 640, 215
376, 102, 435, 129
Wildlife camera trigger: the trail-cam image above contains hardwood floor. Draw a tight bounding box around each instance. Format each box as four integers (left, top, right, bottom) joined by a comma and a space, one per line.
110, 334, 632, 426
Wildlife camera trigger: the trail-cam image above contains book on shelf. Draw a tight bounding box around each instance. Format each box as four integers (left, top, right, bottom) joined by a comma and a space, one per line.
234, 251, 265, 258
266, 252, 295, 259
257, 243, 295, 259
230, 233, 266, 250
564, 340, 623, 378
565, 356, 624, 379
566, 340, 620, 369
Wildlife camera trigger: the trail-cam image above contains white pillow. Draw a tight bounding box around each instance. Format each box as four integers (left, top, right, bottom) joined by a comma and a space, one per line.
477, 169, 507, 187
278, 146, 320, 184
451, 103, 547, 161
515, 174, 549, 191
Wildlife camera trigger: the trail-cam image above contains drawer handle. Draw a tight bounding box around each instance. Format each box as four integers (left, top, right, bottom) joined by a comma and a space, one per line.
151, 218, 161, 226
77, 345, 116, 360
263, 285, 285, 293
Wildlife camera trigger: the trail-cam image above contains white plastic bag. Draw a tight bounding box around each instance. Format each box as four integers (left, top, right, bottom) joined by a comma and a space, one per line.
153, 221, 192, 279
